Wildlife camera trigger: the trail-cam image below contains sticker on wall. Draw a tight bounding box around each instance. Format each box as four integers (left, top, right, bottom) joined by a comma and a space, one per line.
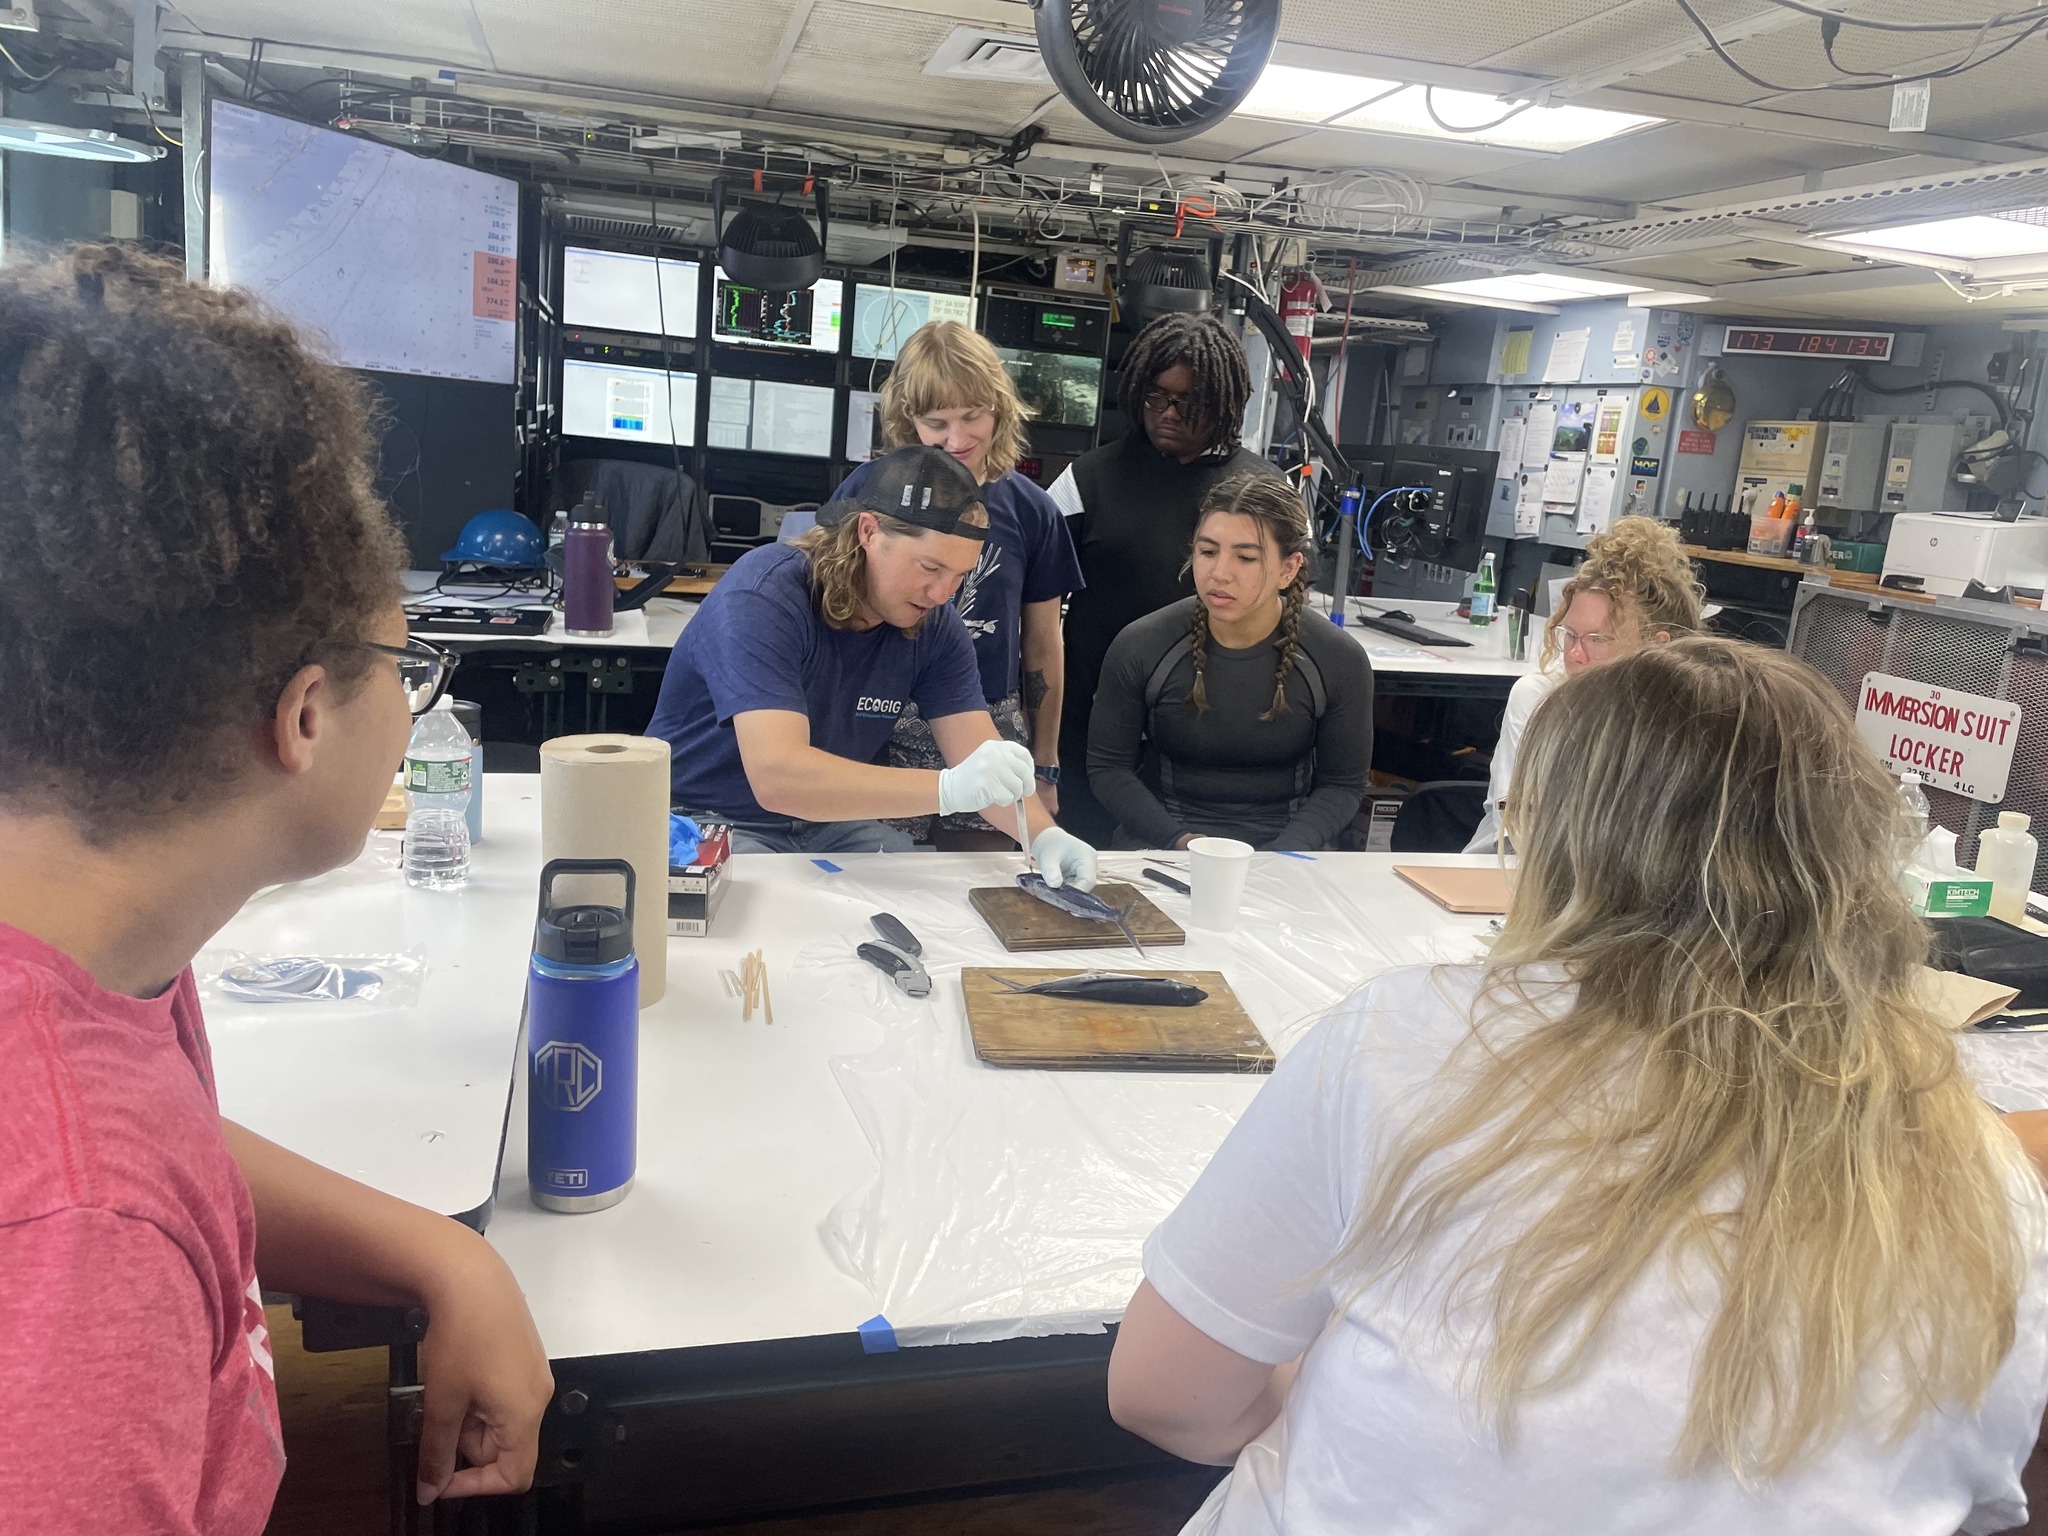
1639, 387, 1673, 424
1630, 455, 1662, 477
1678, 428, 1718, 455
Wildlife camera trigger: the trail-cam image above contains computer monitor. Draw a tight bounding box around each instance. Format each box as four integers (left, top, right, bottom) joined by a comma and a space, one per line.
1349, 443, 1500, 574
208, 100, 517, 384
560, 248, 699, 339
560, 359, 697, 446
711, 269, 844, 353
703, 376, 835, 457
851, 283, 976, 361
993, 346, 1102, 430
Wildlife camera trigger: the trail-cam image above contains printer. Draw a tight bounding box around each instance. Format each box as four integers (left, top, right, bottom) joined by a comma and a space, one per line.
1881, 512, 2048, 599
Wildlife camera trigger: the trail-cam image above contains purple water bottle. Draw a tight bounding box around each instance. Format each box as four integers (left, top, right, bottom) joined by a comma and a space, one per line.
563, 493, 614, 637
527, 859, 638, 1212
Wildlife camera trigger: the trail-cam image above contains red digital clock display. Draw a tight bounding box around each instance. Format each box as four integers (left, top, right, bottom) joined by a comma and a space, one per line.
1722, 327, 1894, 361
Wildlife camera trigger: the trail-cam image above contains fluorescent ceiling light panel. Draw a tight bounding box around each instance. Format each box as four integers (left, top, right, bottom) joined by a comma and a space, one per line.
0, 117, 164, 162
1830, 211, 2048, 261
1234, 67, 1658, 151
1426, 273, 1646, 302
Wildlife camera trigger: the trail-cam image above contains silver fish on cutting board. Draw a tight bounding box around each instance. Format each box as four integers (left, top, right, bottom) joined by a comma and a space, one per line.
992, 972, 1207, 1006
1017, 872, 1145, 952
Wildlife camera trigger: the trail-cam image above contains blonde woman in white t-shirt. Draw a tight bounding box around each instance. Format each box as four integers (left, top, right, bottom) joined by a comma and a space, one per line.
1465, 516, 1703, 854
1111, 638, 2048, 1536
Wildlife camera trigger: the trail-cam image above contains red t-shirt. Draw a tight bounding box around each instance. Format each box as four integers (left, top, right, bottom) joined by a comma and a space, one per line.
0, 924, 284, 1534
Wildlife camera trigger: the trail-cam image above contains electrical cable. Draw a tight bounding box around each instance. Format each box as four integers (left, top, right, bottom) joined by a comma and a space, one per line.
0, 37, 61, 85
1849, 366, 2011, 428
1672, 0, 2047, 92
141, 95, 183, 149
1422, 87, 1536, 136
1755, 0, 2048, 34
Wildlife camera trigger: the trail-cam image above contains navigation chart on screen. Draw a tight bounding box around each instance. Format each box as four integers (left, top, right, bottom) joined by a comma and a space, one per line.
852, 285, 975, 360
208, 102, 518, 384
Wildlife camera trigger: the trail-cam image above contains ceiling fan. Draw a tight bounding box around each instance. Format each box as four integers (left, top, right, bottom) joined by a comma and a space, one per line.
1031, 0, 1281, 145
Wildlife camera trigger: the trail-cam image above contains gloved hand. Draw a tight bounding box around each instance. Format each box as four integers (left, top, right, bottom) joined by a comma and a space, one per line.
1031, 825, 1098, 891
937, 739, 1037, 817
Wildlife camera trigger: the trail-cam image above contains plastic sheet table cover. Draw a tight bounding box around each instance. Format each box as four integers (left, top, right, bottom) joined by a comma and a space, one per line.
800, 852, 1486, 1349
1958, 1028, 2048, 1112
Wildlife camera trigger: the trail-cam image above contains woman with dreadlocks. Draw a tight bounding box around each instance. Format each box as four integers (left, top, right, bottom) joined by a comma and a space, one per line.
1051, 312, 1283, 843
1086, 476, 1372, 852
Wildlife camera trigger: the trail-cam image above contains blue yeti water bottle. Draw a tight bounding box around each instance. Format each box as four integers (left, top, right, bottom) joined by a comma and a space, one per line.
527, 858, 638, 1213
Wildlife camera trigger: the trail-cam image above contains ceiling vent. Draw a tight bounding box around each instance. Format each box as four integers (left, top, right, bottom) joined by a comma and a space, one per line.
1727, 255, 1800, 271
924, 26, 1053, 86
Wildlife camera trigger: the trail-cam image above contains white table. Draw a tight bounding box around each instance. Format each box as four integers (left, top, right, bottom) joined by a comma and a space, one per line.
205, 777, 542, 1220
484, 841, 1508, 1362
1313, 594, 1535, 688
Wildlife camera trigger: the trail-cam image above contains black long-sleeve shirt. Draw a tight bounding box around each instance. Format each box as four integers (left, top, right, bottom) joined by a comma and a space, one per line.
1087, 597, 1374, 851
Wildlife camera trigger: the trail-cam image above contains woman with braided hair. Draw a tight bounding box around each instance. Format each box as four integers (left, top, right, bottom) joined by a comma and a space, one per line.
1086, 476, 1373, 852
1051, 311, 1283, 842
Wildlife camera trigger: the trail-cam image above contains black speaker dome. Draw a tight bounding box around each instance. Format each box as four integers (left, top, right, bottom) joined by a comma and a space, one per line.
719, 203, 824, 292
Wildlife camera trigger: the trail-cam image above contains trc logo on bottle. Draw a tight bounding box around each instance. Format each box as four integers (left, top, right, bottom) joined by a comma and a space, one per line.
534, 1041, 603, 1111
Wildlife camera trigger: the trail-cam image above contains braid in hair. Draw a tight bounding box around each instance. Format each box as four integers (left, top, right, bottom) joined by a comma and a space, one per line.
1188, 597, 1214, 712
1263, 579, 1307, 721
1119, 312, 1253, 458
1181, 473, 1319, 719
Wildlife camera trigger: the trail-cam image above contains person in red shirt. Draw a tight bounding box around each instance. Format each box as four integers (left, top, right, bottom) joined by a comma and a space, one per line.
0, 245, 553, 1532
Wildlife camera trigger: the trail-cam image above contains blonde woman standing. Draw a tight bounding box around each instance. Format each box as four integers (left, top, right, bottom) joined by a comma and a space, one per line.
1110, 638, 2048, 1535
821, 321, 1083, 839
1465, 515, 1703, 853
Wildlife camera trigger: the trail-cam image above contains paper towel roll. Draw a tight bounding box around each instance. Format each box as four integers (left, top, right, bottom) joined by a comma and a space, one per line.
541, 734, 670, 1008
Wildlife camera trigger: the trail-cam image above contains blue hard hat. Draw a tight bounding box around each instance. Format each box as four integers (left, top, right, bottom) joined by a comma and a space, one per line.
441, 510, 545, 570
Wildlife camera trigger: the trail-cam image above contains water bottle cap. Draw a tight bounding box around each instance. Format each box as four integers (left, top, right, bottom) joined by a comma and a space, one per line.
1901, 771, 1922, 785
535, 902, 634, 966
1999, 811, 2031, 832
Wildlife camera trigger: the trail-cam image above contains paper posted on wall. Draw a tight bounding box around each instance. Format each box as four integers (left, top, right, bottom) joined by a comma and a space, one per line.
1542, 451, 1586, 506
1514, 472, 1545, 536
1543, 329, 1589, 384
1496, 418, 1526, 475
1580, 463, 1620, 534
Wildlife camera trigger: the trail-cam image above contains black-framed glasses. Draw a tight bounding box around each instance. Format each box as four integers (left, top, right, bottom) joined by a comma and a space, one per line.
353, 638, 460, 716
1140, 387, 1204, 420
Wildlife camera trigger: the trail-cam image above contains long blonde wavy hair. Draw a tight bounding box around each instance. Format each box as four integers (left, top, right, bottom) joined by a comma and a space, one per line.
1540, 515, 1704, 669
879, 320, 1030, 482
793, 503, 989, 631
1345, 638, 2033, 1477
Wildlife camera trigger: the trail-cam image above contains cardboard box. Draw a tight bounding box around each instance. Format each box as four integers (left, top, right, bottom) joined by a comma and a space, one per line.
1905, 870, 1993, 918
667, 824, 731, 937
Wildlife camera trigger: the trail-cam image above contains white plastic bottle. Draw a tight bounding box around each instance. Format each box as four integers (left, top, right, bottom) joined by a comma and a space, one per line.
1978, 811, 2039, 924
403, 697, 472, 890
1894, 771, 1930, 873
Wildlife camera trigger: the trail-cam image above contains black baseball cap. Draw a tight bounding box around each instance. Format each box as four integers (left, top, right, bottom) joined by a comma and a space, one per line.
816, 445, 987, 540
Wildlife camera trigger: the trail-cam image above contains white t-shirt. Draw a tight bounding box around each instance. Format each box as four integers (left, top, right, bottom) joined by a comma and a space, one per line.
1464, 669, 1558, 855
1144, 964, 2048, 1536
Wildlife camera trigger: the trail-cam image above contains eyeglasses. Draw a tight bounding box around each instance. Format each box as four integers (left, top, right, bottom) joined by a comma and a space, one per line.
1557, 626, 1619, 657
351, 638, 460, 716
1140, 387, 1205, 421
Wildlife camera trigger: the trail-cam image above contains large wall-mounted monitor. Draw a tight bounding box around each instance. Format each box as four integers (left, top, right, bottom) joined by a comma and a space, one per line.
851, 283, 976, 361
711, 269, 844, 353
208, 101, 518, 384
561, 359, 697, 446
704, 376, 835, 457
561, 248, 699, 339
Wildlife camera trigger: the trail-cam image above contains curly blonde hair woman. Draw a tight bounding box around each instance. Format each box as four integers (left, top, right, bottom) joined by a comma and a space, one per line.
823, 320, 1083, 843
1466, 515, 1705, 853
1109, 637, 2048, 1536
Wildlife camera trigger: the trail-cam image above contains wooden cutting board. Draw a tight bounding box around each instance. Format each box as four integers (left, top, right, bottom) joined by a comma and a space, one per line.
962, 968, 1270, 1072
1394, 864, 1515, 914
968, 881, 1184, 951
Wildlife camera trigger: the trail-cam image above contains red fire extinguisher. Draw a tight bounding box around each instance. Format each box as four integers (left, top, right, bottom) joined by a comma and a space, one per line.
1279, 270, 1319, 364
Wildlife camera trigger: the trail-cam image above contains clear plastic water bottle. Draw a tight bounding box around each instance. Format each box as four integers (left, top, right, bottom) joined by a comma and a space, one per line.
1894, 770, 1930, 874
404, 697, 472, 890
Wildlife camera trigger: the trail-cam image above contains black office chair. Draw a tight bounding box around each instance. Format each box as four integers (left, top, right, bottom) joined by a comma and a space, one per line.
1389, 781, 1489, 853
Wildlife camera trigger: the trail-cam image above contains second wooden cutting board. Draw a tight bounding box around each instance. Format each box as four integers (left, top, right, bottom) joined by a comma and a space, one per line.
968, 881, 1185, 951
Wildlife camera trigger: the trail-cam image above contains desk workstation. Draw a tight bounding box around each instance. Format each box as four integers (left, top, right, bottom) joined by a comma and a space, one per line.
18, 7, 2048, 1536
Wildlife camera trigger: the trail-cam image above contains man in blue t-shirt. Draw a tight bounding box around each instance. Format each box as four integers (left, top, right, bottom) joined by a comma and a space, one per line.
649, 446, 1098, 883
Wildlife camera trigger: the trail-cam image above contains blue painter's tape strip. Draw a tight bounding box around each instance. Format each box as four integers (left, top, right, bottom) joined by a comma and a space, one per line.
812, 858, 843, 873
857, 1314, 898, 1353
1277, 850, 1316, 861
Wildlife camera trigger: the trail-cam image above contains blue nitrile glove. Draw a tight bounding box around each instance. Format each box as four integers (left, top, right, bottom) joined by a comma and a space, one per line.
669, 814, 703, 867
936, 739, 1037, 817
1032, 826, 1097, 891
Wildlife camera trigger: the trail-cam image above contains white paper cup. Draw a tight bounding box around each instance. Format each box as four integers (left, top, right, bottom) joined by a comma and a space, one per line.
1187, 836, 1254, 930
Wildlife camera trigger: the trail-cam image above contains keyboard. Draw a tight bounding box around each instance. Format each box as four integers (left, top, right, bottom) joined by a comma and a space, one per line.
1348, 607, 1472, 649
406, 605, 553, 636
